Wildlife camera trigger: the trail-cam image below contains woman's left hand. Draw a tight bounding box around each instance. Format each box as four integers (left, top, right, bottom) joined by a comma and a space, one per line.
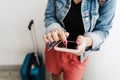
75, 35, 93, 56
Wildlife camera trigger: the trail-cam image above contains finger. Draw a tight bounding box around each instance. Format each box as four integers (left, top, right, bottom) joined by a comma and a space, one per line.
51, 30, 59, 42
43, 35, 50, 44
77, 44, 82, 51
76, 35, 83, 45
58, 29, 67, 44
76, 39, 81, 45
46, 33, 54, 42
64, 32, 69, 38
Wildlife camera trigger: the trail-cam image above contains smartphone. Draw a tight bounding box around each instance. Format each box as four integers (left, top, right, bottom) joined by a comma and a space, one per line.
54, 41, 80, 53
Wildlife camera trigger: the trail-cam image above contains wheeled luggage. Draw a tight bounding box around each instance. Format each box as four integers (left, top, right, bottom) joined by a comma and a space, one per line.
20, 20, 45, 80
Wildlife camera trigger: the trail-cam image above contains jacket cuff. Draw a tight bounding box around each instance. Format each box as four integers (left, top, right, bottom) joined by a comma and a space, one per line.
45, 23, 65, 34
84, 32, 102, 51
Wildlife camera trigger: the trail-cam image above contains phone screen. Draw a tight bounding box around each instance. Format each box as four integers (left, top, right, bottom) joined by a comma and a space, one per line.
57, 41, 77, 49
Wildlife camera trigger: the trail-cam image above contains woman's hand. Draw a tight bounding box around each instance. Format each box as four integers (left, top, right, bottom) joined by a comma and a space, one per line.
43, 29, 69, 44
76, 35, 93, 56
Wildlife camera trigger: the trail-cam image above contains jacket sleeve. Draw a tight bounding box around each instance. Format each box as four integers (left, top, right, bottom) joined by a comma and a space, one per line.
44, 0, 65, 34
84, 0, 116, 51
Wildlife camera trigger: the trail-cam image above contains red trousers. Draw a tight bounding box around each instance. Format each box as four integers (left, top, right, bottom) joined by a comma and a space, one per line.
45, 45, 88, 80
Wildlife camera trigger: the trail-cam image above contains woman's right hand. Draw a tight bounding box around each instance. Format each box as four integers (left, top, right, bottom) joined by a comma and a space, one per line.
43, 29, 69, 44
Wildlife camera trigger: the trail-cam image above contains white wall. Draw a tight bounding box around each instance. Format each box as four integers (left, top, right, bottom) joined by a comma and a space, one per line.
83, 0, 120, 80
0, 0, 47, 65
0, 0, 120, 80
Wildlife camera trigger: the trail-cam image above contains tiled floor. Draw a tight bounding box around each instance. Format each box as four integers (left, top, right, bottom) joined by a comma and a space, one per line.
0, 66, 21, 80
0, 65, 52, 80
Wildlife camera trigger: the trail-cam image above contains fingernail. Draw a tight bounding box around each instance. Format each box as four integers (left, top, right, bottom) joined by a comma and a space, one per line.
76, 39, 80, 42
63, 40, 67, 44
65, 35, 68, 38
47, 42, 50, 44
76, 40, 80, 44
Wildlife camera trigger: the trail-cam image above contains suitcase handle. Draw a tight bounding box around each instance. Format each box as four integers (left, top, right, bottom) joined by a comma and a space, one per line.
28, 20, 34, 30
28, 19, 40, 66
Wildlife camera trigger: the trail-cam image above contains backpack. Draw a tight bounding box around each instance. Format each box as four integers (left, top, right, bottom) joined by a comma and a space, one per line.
99, 0, 107, 6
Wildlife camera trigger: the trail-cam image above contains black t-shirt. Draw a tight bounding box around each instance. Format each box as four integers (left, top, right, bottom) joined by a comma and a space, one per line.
63, 0, 84, 41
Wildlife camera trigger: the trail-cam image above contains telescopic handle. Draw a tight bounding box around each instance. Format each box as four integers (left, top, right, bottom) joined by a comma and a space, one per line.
28, 20, 34, 30
28, 19, 40, 66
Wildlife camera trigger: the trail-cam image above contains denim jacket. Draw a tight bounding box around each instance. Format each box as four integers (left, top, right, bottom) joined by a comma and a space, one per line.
44, 0, 116, 62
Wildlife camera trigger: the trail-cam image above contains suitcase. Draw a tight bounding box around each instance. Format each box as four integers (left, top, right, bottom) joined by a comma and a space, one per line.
20, 20, 45, 80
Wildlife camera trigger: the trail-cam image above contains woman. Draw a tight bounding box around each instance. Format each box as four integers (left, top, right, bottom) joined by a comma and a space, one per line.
43, 0, 116, 80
